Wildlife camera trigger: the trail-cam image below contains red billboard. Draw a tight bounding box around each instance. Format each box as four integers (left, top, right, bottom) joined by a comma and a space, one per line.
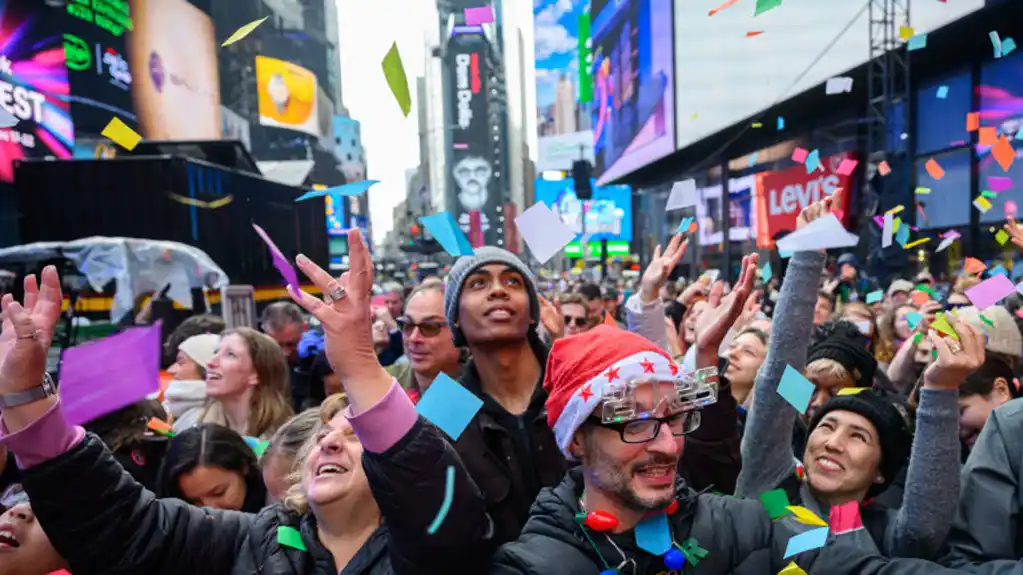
754, 151, 856, 248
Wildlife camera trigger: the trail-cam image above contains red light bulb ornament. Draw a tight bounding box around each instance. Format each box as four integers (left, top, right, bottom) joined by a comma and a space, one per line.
582, 510, 618, 531
578, 495, 691, 575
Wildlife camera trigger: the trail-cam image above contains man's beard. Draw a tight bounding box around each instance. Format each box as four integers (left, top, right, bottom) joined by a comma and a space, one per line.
581, 433, 677, 512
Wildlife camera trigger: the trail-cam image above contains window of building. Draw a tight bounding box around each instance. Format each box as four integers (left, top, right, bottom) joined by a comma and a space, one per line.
915, 148, 971, 229
916, 70, 971, 155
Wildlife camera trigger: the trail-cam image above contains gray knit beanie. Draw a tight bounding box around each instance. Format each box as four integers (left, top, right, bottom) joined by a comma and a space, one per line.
444, 246, 539, 346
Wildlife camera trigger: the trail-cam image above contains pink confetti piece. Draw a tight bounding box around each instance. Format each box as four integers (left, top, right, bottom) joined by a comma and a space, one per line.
835, 158, 859, 176
464, 6, 494, 25
791, 147, 808, 163
942, 229, 962, 239
989, 176, 1013, 192
873, 215, 885, 228
829, 501, 864, 534
253, 224, 300, 289
965, 274, 1016, 309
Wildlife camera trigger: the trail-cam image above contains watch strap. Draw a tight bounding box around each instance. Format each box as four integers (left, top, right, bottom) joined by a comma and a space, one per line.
0, 374, 55, 409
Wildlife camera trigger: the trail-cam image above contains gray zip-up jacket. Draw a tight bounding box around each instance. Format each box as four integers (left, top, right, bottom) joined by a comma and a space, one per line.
736, 250, 960, 560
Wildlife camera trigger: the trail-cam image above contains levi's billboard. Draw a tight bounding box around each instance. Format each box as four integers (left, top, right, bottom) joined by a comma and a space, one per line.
753, 151, 856, 248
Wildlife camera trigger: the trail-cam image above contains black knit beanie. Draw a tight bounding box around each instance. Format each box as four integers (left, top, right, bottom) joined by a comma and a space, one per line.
806, 389, 912, 499
806, 322, 877, 388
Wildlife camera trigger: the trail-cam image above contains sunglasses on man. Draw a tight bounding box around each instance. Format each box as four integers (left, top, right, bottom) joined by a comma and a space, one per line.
396, 317, 447, 338
563, 315, 588, 328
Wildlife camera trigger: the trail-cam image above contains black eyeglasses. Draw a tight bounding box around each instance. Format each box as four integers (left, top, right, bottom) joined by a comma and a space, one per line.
587, 411, 701, 443
396, 317, 447, 338
945, 301, 970, 311
564, 315, 588, 327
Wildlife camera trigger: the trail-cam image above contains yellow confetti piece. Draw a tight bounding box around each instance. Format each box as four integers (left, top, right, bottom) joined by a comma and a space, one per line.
974, 196, 993, 213
221, 17, 269, 47
381, 42, 412, 117
996, 229, 1010, 245
101, 117, 141, 151
898, 25, 915, 41
914, 187, 931, 195
752, 122, 763, 128
931, 312, 960, 340
691, 113, 699, 120
885, 204, 904, 215
904, 238, 930, 249
168, 192, 234, 209
892, 217, 901, 233
837, 387, 870, 396
778, 561, 808, 575
785, 505, 829, 527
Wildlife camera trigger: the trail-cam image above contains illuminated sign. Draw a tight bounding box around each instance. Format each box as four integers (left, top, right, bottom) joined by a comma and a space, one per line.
66, 0, 133, 37
63, 34, 90, 71
454, 52, 480, 129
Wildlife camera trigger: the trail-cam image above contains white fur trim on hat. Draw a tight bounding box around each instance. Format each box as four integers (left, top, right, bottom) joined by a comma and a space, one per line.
553, 351, 680, 460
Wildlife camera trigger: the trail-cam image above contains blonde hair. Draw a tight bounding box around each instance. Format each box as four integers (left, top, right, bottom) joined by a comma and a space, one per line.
282, 393, 350, 515
806, 358, 851, 382
201, 327, 293, 438
953, 275, 981, 294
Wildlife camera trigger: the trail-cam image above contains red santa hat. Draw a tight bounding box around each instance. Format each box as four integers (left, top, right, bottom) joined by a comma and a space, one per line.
544, 325, 681, 459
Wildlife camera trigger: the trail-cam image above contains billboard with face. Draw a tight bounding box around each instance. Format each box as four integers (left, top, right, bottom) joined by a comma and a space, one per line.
446, 32, 501, 246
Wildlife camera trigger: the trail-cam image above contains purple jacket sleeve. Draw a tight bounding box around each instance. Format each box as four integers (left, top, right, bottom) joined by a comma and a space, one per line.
347, 378, 419, 454
0, 400, 85, 469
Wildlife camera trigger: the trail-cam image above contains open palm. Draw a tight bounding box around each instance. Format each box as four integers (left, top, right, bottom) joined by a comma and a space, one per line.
0, 267, 64, 394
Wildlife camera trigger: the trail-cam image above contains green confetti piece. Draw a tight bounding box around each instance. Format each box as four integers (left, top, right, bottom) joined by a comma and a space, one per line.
754, 0, 783, 16
381, 42, 411, 117
759, 488, 791, 519
996, 229, 1011, 246
983, 191, 998, 199
277, 526, 307, 551
979, 314, 995, 328
253, 440, 270, 458
914, 332, 923, 345
678, 537, 710, 566
915, 284, 938, 299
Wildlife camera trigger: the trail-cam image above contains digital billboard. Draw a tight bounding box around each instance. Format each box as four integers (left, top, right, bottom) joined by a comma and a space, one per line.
126, 0, 220, 140
674, 0, 985, 150
590, 0, 675, 184
256, 55, 320, 138
534, 177, 632, 242
332, 115, 365, 182
60, 0, 135, 134
0, 0, 74, 183
446, 33, 501, 246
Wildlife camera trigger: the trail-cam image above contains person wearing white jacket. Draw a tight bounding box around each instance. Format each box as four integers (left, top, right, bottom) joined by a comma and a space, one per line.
167, 333, 220, 432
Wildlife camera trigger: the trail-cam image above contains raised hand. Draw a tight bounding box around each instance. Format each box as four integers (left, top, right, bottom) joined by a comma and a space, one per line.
640, 233, 688, 304
923, 316, 985, 391
694, 254, 759, 368
0, 267, 63, 395
538, 295, 564, 340
797, 188, 843, 230
289, 229, 392, 412
1003, 217, 1023, 251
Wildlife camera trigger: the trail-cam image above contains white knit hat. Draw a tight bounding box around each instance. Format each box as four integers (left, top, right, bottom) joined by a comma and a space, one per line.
954, 306, 1023, 358
178, 333, 221, 369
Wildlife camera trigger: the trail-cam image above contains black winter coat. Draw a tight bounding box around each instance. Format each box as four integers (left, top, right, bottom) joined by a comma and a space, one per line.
22, 418, 491, 575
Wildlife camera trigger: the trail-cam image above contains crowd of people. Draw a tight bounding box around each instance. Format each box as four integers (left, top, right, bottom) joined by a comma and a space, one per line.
6, 195, 1023, 573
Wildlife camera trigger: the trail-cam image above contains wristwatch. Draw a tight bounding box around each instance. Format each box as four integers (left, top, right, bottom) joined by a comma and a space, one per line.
0, 373, 56, 409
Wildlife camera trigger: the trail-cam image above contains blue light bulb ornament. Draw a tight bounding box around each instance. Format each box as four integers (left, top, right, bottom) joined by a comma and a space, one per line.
664, 548, 686, 570
598, 570, 618, 575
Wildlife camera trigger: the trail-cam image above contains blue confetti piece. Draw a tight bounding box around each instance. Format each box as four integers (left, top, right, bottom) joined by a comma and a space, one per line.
989, 264, 1008, 277
907, 34, 928, 51
865, 290, 883, 304
777, 365, 814, 413
415, 372, 482, 440
750, 152, 758, 167
906, 312, 924, 330
419, 212, 475, 257
1003, 37, 1017, 57
784, 527, 830, 558
936, 85, 948, 99
294, 180, 379, 202
779, 249, 793, 259
777, 116, 785, 131
677, 217, 694, 233
635, 513, 672, 555
895, 224, 911, 247
805, 149, 822, 174
760, 263, 772, 283
427, 465, 456, 534
990, 31, 1002, 58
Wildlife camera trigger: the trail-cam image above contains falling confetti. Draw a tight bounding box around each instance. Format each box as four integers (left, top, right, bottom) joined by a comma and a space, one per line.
221, 17, 269, 47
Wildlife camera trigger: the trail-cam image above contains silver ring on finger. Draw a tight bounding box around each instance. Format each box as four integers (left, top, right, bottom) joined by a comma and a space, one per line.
328, 285, 347, 302
947, 340, 963, 355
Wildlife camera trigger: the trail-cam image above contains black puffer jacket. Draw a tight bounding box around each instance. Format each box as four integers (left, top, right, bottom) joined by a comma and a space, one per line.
23, 418, 490, 575
488, 468, 807, 575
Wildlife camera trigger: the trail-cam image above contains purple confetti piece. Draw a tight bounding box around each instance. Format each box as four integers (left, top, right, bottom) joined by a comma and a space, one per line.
873, 215, 885, 228
989, 176, 1013, 193
942, 229, 962, 239
253, 224, 300, 289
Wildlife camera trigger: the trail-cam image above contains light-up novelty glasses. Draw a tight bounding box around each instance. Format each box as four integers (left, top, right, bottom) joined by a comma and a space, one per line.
0, 484, 28, 511
591, 367, 718, 443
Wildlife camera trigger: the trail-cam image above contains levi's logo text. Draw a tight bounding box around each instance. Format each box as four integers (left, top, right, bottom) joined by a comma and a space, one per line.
767, 174, 841, 216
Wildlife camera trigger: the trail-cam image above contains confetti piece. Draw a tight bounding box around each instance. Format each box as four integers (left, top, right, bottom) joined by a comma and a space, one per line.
992, 136, 1016, 171
882, 214, 894, 248
775, 214, 858, 253
419, 212, 474, 257
784, 527, 829, 558
906, 312, 923, 330
786, 506, 828, 527
829, 501, 864, 534
667, 179, 698, 211
989, 264, 1008, 277
965, 257, 988, 275
427, 465, 456, 534
991, 31, 1003, 58
966, 112, 980, 132
982, 191, 998, 199
777, 116, 785, 130
866, 290, 883, 304
914, 187, 931, 195
778, 365, 814, 413
691, 113, 698, 120
759, 489, 791, 519
760, 263, 773, 283
974, 196, 993, 213
295, 180, 379, 201
752, 122, 763, 128
1003, 37, 1018, 57
746, 31, 765, 37
835, 158, 858, 176
936, 85, 949, 99
979, 127, 998, 147
877, 161, 891, 176
464, 6, 494, 25
904, 238, 930, 249
911, 290, 930, 306
677, 217, 694, 233
635, 513, 672, 554
931, 312, 959, 339
147, 417, 174, 437
252, 224, 300, 289
168, 193, 234, 209
779, 562, 808, 575
416, 372, 483, 440
243, 436, 270, 457
791, 147, 808, 163
805, 149, 822, 174
753, 0, 783, 17
221, 17, 269, 47
381, 42, 412, 117
886, 205, 905, 216
708, 0, 741, 16
102, 117, 142, 151
924, 158, 945, 180
278, 526, 307, 551
750, 152, 759, 167
965, 274, 1016, 309
516, 202, 577, 264
837, 387, 870, 396
988, 176, 1013, 192
825, 77, 853, 95
907, 34, 928, 51
898, 25, 915, 41
895, 224, 910, 247
996, 229, 1011, 245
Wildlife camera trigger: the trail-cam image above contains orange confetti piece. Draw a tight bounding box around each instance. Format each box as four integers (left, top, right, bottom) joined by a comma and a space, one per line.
992, 136, 1016, 172
979, 127, 997, 147
877, 161, 891, 176
966, 112, 980, 132
709, 0, 741, 16
911, 290, 930, 306
964, 257, 987, 275
746, 30, 764, 37
147, 417, 174, 436
925, 158, 945, 180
